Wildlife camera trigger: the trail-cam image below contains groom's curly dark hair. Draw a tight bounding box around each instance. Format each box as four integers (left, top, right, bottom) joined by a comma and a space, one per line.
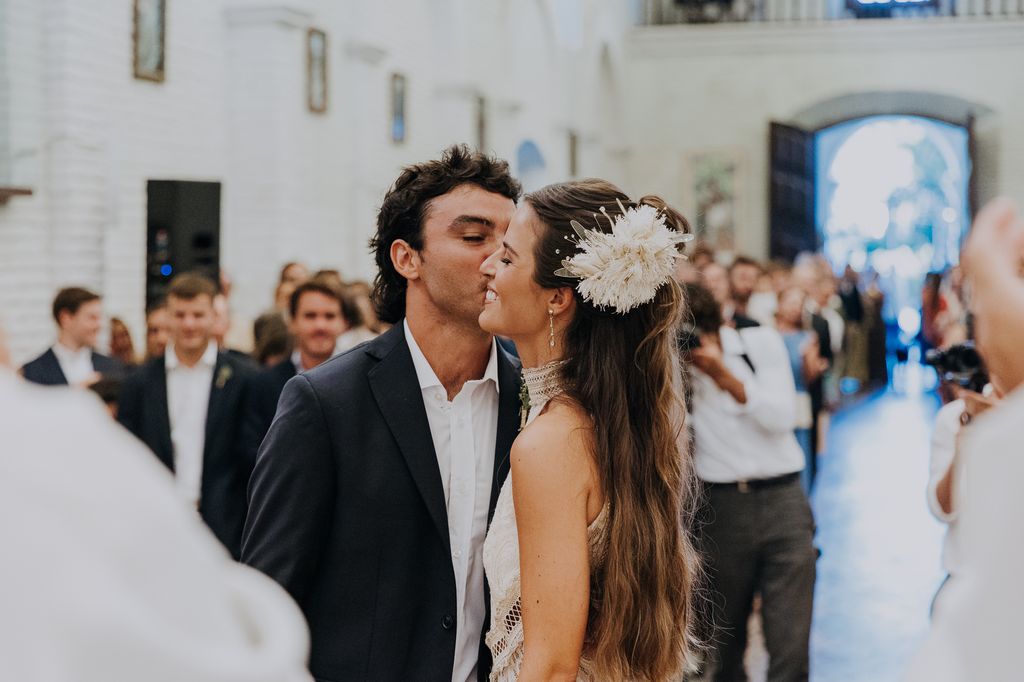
369, 144, 522, 324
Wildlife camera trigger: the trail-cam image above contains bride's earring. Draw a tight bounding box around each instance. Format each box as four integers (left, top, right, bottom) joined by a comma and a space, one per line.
548, 310, 555, 349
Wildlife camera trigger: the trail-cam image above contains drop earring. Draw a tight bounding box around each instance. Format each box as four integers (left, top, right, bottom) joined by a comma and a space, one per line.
548, 310, 556, 349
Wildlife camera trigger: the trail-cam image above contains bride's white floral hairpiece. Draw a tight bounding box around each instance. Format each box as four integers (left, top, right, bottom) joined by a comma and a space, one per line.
553, 200, 694, 314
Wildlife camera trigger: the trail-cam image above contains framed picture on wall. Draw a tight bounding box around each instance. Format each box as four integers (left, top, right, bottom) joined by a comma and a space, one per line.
307, 29, 328, 113
133, 0, 166, 82
683, 148, 746, 254
475, 95, 487, 152
391, 73, 407, 144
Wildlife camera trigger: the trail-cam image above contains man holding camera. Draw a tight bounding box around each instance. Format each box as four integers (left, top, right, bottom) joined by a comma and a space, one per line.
909, 198, 1024, 681
682, 282, 817, 682
927, 347, 1003, 617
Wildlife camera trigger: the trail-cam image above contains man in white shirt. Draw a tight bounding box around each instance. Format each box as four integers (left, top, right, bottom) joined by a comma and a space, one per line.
21, 287, 124, 387
0, 323, 311, 682
683, 282, 817, 682
118, 273, 254, 558
241, 145, 522, 682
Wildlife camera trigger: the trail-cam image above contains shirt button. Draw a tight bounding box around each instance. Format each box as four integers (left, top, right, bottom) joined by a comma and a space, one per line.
453, 549, 462, 558
441, 614, 454, 630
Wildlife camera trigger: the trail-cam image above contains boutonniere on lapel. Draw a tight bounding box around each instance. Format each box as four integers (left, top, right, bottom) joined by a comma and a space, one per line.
215, 364, 233, 389
518, 378, 530, 431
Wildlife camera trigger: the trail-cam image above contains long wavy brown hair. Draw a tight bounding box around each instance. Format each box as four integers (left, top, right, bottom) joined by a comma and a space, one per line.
526, 179, 701, 681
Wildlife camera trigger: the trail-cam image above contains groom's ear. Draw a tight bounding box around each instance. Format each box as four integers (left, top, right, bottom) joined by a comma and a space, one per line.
390, 239, 421, 281
547, 287, 575, 317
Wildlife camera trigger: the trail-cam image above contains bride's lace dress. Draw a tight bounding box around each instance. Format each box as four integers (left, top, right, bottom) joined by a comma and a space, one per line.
482, 361, 609, 681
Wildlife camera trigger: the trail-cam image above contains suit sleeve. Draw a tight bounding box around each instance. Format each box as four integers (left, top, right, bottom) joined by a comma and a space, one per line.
241, 373, 335, 604
116, 370, 143, 438
240, 374, 274, 472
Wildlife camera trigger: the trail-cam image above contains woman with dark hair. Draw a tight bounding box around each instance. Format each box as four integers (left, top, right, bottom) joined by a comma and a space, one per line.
479, 179, 700, 681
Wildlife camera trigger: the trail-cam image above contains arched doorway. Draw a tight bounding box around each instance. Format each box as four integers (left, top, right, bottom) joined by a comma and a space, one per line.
769, 92, 992, 351
817, 115, 970, 339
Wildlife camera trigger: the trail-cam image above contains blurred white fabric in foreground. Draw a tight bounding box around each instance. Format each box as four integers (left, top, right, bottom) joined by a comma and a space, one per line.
906, 386, 1024, 681
0, 371, 311, 682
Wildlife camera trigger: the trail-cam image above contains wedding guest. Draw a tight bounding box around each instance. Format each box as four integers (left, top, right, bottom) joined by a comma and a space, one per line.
0, 324, 311, 682
927, 372, 1004, 618
728, 255, 762, 320
243, 280, 347, 461
253, 311, 291, 367
145, 301, 171, 361
242, 145, 522, 682
775, 286, 828, 493
347, 279, 386, 333
334, 285, 378, 353
280, 261, 311, 288
312, 269, 344, 292
109, 316, 137, 366
117, 273, 255, 558
21, 287, 123, 387
684, 281, 816, 682
702, 262, 758, 329
908, 197, 1024, 681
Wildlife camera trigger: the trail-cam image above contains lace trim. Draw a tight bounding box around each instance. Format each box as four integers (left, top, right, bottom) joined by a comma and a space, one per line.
486, 502, 610, 682
522, 359, 565, 407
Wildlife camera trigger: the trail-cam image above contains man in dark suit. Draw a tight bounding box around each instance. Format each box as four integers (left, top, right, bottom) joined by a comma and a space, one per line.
21, 287, 123, 386
242, 145, 522, 682
242, 278, 347, 461
117, 273, 253, 558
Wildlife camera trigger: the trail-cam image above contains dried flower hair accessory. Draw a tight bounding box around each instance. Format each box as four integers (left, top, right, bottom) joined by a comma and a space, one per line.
554, 200, 693, 313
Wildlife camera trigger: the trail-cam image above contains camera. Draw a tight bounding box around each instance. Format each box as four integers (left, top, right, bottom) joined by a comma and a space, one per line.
925, 342, 988, 393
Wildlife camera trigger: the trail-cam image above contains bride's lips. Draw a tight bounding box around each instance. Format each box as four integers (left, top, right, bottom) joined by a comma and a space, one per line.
484, 287, 498, 304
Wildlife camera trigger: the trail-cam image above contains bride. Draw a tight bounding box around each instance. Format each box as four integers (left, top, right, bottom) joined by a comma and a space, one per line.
479, 179, 700, 681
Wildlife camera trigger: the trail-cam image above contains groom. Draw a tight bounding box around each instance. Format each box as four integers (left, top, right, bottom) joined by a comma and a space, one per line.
241, 145, 522, 682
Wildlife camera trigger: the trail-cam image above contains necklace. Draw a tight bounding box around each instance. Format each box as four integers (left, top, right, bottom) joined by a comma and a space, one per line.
519, 360, 565, 429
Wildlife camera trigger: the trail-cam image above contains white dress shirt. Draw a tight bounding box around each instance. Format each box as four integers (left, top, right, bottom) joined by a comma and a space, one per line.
404, 322, 499, 682
165, 342, 218, 509
0, 370, 311, 682
690, 325, 805, 482
927, 398, 965, 585
52, 342, 95, 386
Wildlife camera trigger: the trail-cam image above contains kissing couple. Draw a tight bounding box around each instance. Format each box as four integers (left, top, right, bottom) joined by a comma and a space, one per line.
242, 145, 700, 682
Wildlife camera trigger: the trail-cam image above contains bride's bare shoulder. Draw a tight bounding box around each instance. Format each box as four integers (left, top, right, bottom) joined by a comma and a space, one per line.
511, 398, 596, 488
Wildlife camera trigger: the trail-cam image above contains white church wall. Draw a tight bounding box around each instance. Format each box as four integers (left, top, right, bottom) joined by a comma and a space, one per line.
623, 20, 1024, 259
0, 0, 630, 363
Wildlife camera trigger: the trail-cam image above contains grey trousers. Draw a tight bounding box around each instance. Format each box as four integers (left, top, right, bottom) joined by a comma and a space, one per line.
698, 477, 817, 682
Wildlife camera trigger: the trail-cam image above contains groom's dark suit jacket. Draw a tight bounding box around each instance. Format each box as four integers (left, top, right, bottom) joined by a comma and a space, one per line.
21, 347, 124, 386
116, 351, 254, 557
241, 323, 521, 682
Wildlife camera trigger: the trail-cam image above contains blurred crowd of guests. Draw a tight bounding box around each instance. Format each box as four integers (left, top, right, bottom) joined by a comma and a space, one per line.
14, 265, 387, 558
677, 242, 890, 490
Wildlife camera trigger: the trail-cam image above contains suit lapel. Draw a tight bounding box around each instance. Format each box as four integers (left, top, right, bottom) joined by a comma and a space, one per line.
490, 348, 521, 523
150, 358, 174, 470
43, 348, 68, 385
204, 353, 230, 452
367, 327, 450, 553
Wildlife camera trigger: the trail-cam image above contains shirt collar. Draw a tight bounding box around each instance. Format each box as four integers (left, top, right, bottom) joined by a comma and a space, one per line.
404, 320, 499, 394
165, 341, 218, 371
53, 341, 91, 362
718, 325, 744, 356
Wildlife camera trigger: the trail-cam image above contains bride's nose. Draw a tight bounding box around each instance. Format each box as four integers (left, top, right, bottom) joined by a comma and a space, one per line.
480, 248, 499, 278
